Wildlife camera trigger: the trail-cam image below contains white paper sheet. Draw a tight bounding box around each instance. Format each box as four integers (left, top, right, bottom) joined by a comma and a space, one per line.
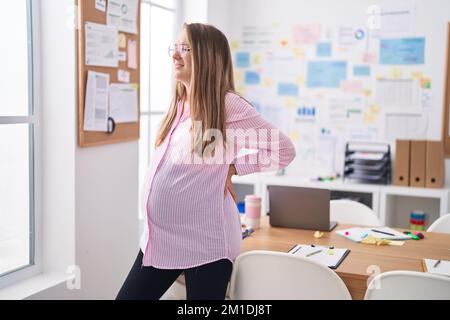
376, 79, 420, 108
424, 259, 450, 277
85, 22, 118, 68
95, 0, 107, 12
109, 83, 139, 123
107, 0, 139, 34
84, 71, 110, 132
376, 4, 416, 38
385, 113, 428, 140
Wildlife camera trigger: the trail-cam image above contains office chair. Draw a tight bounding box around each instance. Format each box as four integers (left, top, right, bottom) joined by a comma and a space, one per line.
330, 199, 381, 226
427, 214, 450, 234
365, 270, 450, 300
229, 250, 352, 300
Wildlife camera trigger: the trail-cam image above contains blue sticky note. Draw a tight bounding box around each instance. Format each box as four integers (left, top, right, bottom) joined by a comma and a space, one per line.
236, 52, 250, 68
353, 65, 371, 76
316, 42, 332, 57
278, 83, 299, 96
307, 61, 347, 88
380, 38, 425, 65
245, 71, 260, 85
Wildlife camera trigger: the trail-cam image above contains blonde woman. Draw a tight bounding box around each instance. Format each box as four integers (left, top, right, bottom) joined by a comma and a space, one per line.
116, 23, 296, 300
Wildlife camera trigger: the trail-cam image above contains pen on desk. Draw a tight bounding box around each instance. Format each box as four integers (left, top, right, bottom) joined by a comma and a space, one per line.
371, 229, 395, 236
292, 246, 301, 254
306, 249, 322, 257
434, 260, 441, 268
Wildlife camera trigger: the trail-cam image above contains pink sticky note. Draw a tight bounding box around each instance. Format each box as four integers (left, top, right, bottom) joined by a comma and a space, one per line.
292, 24, 321, 45
363, 53, 377, 64
340, 80, 363, 94
128, 40, 137, 69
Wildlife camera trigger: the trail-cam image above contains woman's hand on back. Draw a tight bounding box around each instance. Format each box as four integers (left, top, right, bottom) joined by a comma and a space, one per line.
224, 165, 237, 203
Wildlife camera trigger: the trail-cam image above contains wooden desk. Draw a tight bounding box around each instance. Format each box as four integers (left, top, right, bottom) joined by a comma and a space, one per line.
241, 216, 450, 300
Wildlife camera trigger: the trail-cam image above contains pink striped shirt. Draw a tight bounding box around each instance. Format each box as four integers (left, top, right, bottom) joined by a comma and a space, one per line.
139, 92, 296, 268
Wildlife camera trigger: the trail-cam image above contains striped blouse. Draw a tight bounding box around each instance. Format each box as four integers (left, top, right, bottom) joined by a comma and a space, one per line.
139, 92, 296, 269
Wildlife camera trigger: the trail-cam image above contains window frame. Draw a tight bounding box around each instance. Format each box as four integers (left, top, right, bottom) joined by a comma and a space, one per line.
140, 0, 180, 167
0, 0, 42, 289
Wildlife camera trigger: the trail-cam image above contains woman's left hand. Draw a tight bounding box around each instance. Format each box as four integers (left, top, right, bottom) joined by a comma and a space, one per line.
225, 165, 237, 203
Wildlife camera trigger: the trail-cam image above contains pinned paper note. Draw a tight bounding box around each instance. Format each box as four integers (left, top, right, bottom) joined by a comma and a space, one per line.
95, 0, 107, 12
118, 69, 130, 83
85, 22, 118, 68
84, 71, 109, 132
127, 39, 137, 69
109, 83, 138, 123
118, 51, 127, 62
107, 0, 139, 34
118, 33, 127, 49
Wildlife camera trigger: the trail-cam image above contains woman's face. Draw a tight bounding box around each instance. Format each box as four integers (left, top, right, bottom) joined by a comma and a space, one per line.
172, 30, 192, 86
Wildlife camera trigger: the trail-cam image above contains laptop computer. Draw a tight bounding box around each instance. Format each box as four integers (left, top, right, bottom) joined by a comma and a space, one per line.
268, 185, 338, 231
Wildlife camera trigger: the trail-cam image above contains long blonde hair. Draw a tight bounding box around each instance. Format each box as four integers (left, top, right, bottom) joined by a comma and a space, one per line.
155, 23, 235, 157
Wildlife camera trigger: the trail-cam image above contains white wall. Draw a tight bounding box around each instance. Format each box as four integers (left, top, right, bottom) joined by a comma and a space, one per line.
182, 0, 208, 24
27, 0, 140, 300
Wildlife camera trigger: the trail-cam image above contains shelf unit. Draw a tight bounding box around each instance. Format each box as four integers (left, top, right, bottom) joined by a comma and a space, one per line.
232, 173, 450, 228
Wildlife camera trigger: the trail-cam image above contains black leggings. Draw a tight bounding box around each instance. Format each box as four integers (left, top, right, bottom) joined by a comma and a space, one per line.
116, 251, 233, 300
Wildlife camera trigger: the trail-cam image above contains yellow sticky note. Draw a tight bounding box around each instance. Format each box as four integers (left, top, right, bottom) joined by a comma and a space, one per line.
289, 131, 300, 141
390, 67, 402, 79
236, 85, 247, 95
263, 77, 274, 87
363, 89, 372, 97
119, 33, 127, 49
388, 241, 405, 246
363, 112, 375, 124
234, 70, 244, 83
296, 75, 305, 86
411, 71, 423, 80
293, 47, 305, 58
284, 98, 297, 109
230, 39, 240, 50
252, 54, 262, 65
131, 83, 139, 90
370, 104, 380, 113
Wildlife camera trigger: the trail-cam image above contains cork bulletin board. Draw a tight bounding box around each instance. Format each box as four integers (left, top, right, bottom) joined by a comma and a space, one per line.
77, 0, 141, 147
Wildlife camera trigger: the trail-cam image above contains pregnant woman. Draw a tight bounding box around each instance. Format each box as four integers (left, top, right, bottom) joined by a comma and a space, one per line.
116, 23, 296, 300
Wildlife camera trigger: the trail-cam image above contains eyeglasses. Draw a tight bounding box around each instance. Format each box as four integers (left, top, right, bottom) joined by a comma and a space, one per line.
168, 44, 191, 58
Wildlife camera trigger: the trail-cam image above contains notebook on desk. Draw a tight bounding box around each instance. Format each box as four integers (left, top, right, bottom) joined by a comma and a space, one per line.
288, 244, 350, 269
336, 227, 412, 242
422, 259, 450, 277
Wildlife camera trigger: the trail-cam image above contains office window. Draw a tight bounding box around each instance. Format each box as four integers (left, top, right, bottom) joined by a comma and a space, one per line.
0, 1, 37, 282
139, 0, 177, 190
